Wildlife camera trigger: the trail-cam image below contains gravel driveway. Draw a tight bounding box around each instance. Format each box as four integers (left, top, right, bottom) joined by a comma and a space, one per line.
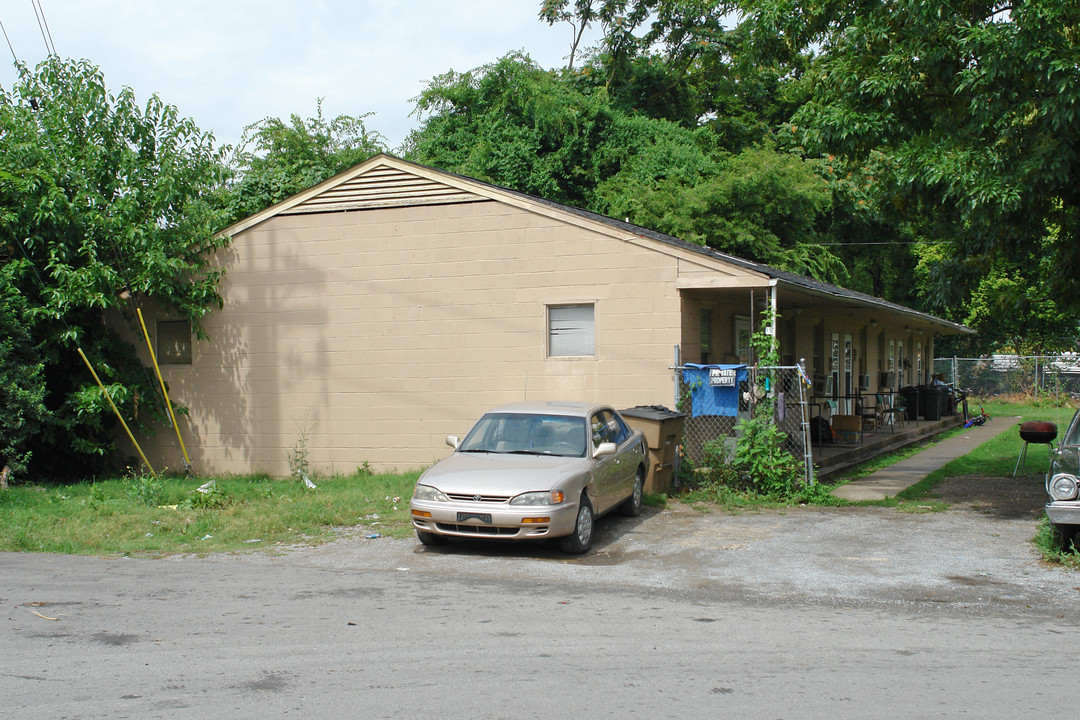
5, 475, 1078, 719
249, 472, 1079, 618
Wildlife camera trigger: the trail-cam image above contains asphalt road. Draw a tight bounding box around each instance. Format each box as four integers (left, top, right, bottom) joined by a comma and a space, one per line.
4, 503, 1079, 719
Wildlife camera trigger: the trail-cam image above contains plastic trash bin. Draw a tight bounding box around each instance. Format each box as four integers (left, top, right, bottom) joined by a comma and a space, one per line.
923, 386, 948, 421
618, 405, 686, 494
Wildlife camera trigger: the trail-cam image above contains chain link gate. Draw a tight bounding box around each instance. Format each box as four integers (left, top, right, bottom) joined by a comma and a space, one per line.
675, 365, 813, 487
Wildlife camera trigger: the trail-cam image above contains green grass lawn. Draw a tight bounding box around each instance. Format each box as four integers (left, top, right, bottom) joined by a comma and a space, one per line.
0, 469, 421, 555
896, 397, 1079, 566
899, 396, 1075, 497
3, 397, 1076, 560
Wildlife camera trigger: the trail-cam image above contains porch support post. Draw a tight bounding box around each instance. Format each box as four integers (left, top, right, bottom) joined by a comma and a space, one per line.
768, 280, 778, 354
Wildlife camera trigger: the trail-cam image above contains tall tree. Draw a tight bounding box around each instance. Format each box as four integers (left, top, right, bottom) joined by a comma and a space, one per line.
0, 274, 46, 477
405, 52, 616, 208
407, 52, 844, 281
0, 58, 230, 478
223, 101, 386, 226
740, 0, 1080, 315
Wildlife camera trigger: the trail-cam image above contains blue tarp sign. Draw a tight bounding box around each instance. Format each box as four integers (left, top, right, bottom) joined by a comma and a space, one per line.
682, 364, 748, 418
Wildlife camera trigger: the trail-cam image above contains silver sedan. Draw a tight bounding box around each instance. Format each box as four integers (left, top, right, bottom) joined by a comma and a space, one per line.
410, 401, 648, 554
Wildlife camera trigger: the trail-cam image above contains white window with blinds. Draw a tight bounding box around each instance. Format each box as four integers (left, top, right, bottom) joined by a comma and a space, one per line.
548, 304, 595, 357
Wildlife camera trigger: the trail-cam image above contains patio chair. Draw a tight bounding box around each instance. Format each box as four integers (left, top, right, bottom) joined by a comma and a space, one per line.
856, 394, 878, 431
878, 393, 906, 432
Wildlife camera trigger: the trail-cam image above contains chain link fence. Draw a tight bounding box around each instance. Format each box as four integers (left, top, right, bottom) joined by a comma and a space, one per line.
676, 365, 812, 485
933, 356, 1080, 400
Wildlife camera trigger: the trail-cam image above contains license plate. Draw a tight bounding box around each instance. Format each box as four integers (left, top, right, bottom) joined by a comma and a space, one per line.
457, 512, 492, 523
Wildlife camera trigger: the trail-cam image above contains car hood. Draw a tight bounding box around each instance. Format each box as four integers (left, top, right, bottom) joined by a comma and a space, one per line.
418, 452, 590, 495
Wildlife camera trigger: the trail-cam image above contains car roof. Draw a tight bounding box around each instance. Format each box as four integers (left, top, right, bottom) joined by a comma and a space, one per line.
482, 401, 611, 418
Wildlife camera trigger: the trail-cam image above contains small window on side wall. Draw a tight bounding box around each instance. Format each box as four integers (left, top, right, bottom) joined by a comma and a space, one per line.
156, 320, 192, 365
548, 304, 595, 357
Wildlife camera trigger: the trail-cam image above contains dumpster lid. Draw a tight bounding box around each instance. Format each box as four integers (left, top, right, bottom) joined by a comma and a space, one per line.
618, 405, 685, 421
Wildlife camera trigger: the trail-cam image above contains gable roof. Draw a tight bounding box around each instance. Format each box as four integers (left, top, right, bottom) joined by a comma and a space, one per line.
221, 153, 972, 335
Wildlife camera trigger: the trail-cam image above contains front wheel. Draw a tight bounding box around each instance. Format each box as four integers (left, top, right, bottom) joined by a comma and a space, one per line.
1056, 524, 1079, 551
559, 495, 594, 554
619, 468, 644, 517
416, 529, 446, 547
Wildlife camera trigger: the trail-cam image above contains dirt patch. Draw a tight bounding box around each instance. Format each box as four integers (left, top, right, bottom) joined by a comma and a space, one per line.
925, 473, 1047, 520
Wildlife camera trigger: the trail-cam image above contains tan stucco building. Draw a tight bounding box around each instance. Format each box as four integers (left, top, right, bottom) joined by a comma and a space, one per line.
131, 154, 969, 476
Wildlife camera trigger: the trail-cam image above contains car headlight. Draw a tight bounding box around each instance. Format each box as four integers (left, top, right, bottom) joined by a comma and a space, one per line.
413, 484, 449, 502
1049, 473, 1079, 501
509, 490, 566, 506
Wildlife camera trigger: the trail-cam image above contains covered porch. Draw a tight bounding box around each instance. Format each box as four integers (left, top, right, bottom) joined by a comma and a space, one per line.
675, 364, 966, 485
674, 262, 973, 485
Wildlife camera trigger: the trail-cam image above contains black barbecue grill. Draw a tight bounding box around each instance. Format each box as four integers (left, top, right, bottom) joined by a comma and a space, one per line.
1014, 421, 1058, 477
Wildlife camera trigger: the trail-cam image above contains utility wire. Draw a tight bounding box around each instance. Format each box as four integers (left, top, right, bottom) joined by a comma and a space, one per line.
31, 0, 57, 57
0, 17, 19, 64
34, 0, 57, 56
816, 240, 955, 246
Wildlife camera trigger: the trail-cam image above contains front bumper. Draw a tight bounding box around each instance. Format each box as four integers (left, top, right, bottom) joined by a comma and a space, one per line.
1046, 502, 1080, 526
411, 499, 580, 540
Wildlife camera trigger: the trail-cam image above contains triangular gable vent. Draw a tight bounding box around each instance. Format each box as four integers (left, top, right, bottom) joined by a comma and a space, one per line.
281, 163, 484, 215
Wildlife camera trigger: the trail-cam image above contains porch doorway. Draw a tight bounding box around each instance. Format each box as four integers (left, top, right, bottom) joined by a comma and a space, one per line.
843, 333, 853, 414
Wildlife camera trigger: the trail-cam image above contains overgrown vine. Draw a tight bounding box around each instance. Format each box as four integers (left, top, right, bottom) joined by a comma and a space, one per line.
732, 305, 804, 497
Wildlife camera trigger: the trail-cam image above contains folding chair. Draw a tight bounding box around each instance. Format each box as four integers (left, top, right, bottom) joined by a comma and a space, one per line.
857, 393, 878, 431
878, 393, 906, 432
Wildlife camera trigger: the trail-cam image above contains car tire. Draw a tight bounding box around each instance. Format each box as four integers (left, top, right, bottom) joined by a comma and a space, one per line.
416, 529, 446, 547
559, 495, 594, 555
619, 468, 644, 517
1057, 524, 1079, 551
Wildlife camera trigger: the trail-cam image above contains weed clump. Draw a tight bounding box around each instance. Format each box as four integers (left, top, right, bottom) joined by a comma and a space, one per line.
179, 484, 232, 510
1034, 517, 1080, 568
126, 472, 163, 507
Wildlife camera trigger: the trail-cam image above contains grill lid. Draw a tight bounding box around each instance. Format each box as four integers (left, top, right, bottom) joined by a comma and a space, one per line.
1019, 420, 1057, 444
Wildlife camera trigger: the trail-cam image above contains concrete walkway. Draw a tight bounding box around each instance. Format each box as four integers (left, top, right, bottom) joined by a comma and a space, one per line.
830, 414, 1020, 501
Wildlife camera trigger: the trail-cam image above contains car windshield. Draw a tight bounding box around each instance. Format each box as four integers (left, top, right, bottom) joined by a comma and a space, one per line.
459, 413, 588, 457
1064, 409, 1080, 447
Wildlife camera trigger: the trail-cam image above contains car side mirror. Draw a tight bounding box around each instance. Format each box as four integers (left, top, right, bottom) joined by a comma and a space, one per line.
446, 435, 460, 450
593, 441, 617, 458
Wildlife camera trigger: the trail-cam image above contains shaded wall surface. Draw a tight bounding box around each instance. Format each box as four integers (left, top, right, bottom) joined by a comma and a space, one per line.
139, 198, 698, 475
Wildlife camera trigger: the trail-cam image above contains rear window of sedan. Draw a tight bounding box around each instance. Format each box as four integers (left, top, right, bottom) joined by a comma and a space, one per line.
460, 414, 588, 457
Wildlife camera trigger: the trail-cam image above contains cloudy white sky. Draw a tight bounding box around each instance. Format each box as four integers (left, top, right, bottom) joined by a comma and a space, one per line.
0, 0, 602, 151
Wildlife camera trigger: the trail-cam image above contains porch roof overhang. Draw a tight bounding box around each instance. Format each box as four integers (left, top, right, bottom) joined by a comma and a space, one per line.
770, 280, 973, 335
677, 268, 972, 335
654, 240, 972, 336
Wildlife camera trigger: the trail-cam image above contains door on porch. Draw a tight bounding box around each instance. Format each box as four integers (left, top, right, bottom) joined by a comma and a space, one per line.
843, 333, 853, 413
830, 332, 854, 414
